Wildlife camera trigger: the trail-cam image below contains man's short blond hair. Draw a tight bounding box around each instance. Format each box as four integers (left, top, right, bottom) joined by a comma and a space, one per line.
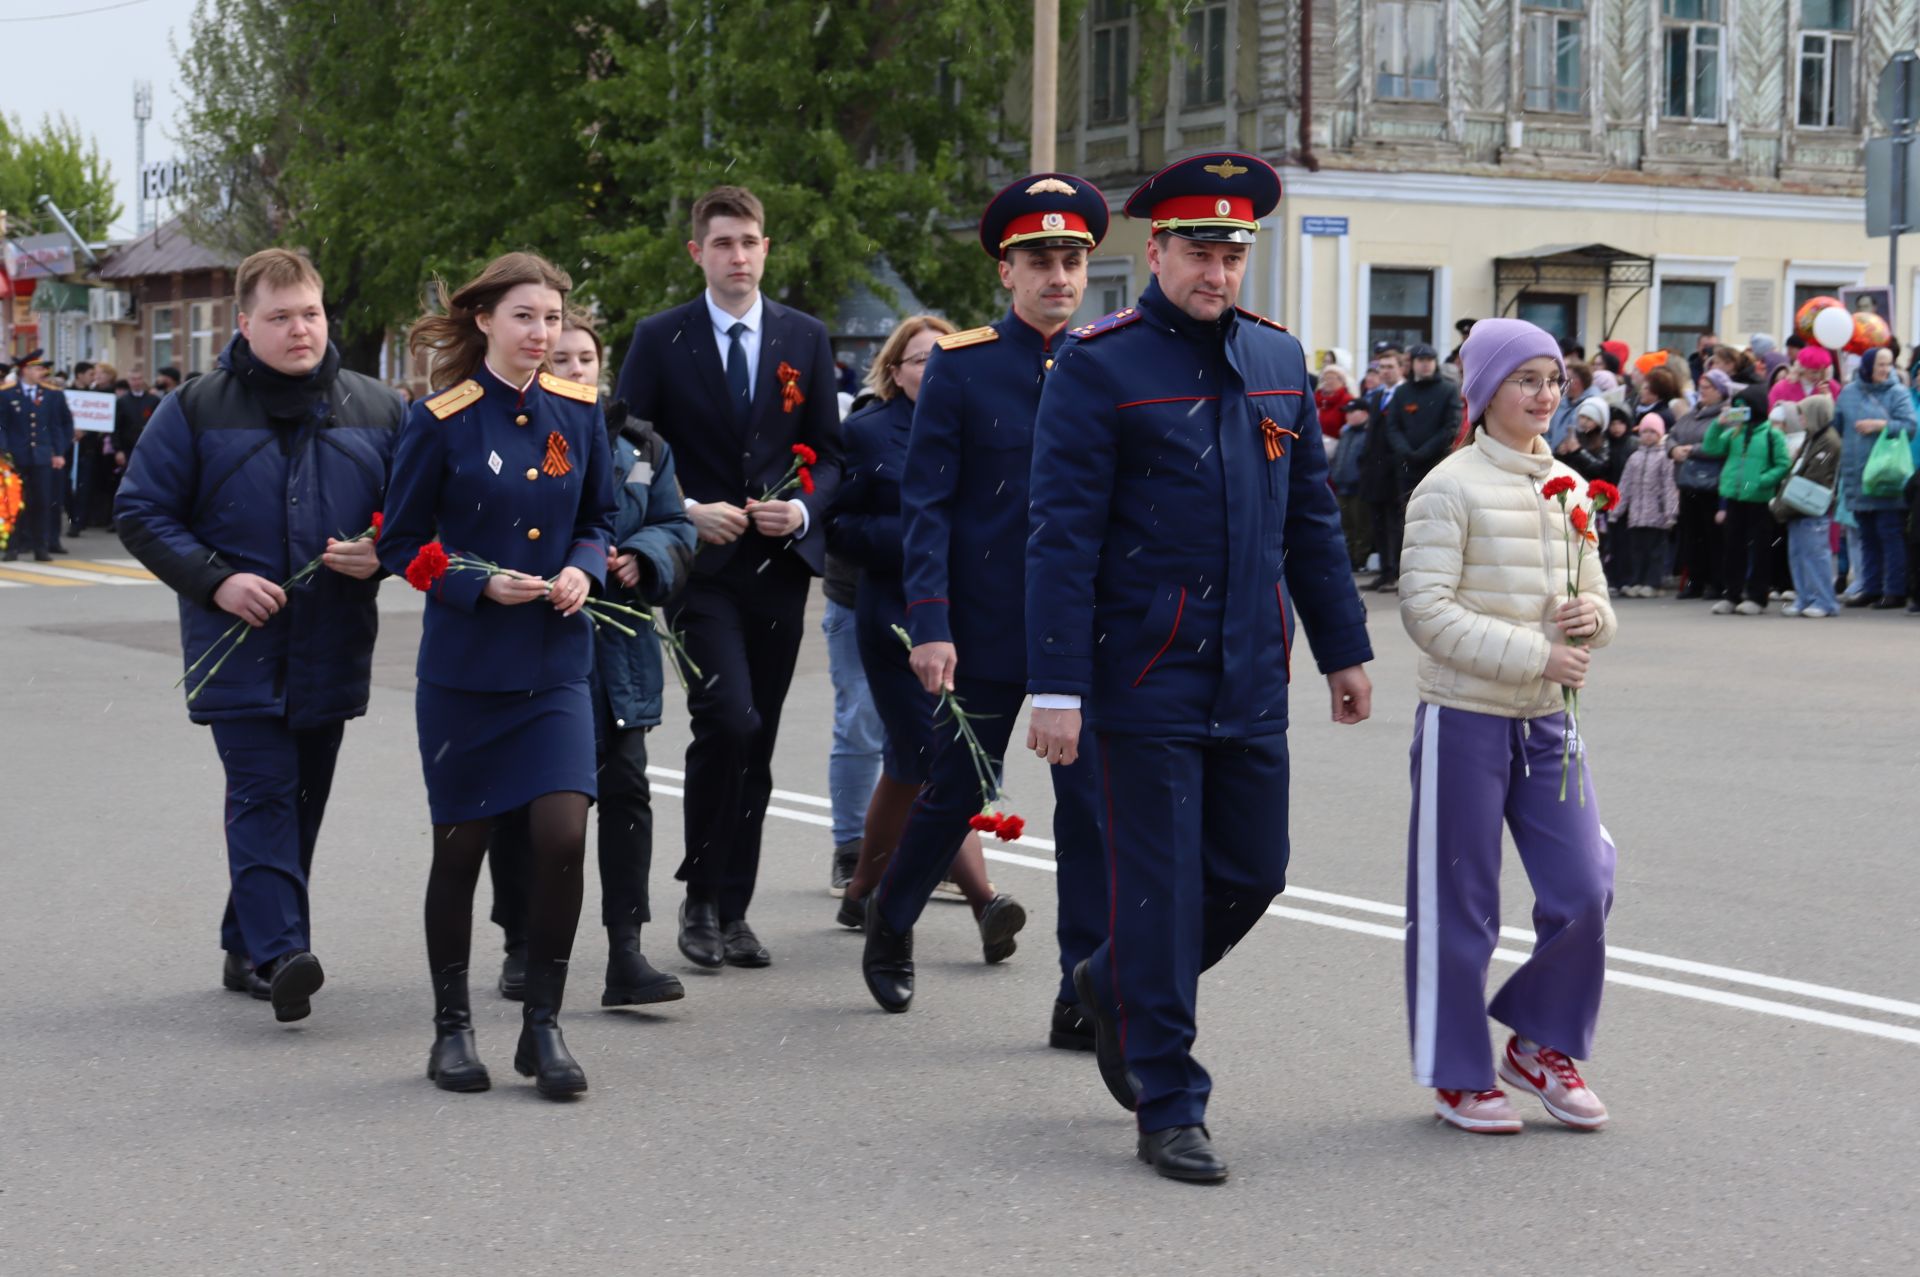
236, 248, 325, 315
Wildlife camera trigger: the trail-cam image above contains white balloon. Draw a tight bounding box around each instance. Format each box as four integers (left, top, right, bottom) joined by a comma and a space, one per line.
1812, 305, 1854, 350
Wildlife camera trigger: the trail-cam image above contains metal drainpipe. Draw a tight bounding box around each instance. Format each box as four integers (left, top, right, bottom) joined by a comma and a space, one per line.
1297, 0, 1321, 171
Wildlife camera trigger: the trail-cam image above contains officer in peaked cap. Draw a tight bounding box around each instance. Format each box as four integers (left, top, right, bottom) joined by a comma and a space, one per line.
856, 172, 1110, 1054
1025, 152, 1375, 1182
1, 350, 75, 562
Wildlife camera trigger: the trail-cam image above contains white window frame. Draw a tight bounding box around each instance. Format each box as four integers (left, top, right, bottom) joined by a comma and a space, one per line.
1374, 0, 1446, 105
150, 305, 177, 374
1660, 0, 1726, 123
1179, 0, 1230, 112
188, 300, 219, 375
1520, 0, 1586, 116
1648, 255, 1737, 355
1782, 259, 1866, 337
1794, 0, 1857, 132
1085, 0, 1135, 133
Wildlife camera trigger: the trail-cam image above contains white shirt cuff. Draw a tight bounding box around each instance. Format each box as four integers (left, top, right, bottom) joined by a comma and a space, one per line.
1032, 694, 1081, 710
684, 496, 698, 511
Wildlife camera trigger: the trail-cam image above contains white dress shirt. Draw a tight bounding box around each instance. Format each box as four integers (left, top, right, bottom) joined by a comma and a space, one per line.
696, 290, 809, 537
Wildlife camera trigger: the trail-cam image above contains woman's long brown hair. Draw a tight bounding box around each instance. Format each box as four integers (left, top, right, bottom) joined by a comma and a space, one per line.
408, 251, 573, 391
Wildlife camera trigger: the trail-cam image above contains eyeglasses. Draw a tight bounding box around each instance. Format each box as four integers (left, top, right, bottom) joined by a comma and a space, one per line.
1503, 374, 1567, 399
898, 353, 932, 368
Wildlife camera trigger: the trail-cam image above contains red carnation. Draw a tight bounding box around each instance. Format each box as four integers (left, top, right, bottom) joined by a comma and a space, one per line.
1541, 475, 1577, 500
369, 512, 384, 541
1568, 506, 1597, 543
791, 443, 818, 466
798, 466, 815, 495
968, 813, 999, 833
405, 541, 450, 592
1586, 479, 1621, 512
994, 814, 1026, 842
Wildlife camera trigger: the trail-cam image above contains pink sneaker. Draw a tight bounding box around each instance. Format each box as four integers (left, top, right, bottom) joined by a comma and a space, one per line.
1434, 1087, 1523, 1134
1498, 1035, 1609, 1130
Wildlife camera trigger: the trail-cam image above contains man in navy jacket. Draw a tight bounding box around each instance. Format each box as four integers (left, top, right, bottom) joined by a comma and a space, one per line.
615, 186, 843, 970
116, 250, 402, 1024
1, 350, 74, 561
1025, 155, 1374, 1183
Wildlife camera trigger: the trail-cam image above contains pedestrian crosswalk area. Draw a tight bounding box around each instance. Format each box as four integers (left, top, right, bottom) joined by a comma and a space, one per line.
0, 557, 159, 588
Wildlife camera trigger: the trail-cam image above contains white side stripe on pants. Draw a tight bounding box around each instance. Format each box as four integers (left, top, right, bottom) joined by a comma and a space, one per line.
1412, 702, 1441, 1086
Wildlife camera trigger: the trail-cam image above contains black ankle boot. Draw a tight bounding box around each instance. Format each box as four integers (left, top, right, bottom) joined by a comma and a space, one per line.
602, 925, 685, 1006
862, 900, 914, 1014
514, 958, 588, 1099
427, 964, 491, 1093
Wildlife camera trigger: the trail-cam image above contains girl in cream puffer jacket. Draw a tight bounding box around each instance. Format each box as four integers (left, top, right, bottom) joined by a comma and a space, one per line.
1398, 317, 1620, 1138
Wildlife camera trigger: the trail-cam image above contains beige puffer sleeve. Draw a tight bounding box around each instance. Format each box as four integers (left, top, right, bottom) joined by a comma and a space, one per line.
1399, 475, 1554, 685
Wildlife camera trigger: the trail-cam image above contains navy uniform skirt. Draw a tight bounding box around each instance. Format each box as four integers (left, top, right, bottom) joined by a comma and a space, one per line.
415, 678, 597, 825
854, 578, 939, 786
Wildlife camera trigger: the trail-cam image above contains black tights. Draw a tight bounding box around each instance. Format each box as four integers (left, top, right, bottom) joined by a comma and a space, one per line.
426, 791, 589, 980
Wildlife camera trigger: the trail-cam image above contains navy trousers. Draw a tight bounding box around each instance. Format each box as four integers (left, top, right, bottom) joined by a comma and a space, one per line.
1078, 731, 1291, 1134
15, 464, 57, 553
210, 716, 345, 967
872, 675, 1106, 1007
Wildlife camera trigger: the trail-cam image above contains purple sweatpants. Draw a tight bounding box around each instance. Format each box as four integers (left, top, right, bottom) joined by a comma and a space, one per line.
1405, 702, 1616, 1091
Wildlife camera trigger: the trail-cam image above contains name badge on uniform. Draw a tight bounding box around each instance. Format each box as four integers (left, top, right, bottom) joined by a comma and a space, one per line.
487, 450, 503, 475
626, 459, 654, 487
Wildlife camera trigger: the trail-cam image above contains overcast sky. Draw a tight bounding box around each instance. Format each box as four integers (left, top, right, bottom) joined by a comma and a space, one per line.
2, 0, 201, 241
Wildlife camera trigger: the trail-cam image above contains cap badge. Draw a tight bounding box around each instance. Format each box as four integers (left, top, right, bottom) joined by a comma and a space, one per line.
1215, 199, 1231, 216
1041, 212, 1066, 231
1203, 160, 1248, 180
1026, 177, 1077, 196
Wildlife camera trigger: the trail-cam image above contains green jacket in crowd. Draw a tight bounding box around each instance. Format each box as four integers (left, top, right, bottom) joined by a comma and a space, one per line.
1699, 410, 1791, 503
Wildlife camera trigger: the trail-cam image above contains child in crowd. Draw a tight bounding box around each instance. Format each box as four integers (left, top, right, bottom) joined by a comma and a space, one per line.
1616, 413, 1679, 596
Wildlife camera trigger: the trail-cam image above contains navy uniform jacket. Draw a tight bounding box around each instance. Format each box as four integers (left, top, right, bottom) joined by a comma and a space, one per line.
378, 367, 616, 693
1, 384, 74, 466
614, 295, 843, 576
1025, 279, 1372, 738
901, 310, 1058, 685
827, 392, 912, 590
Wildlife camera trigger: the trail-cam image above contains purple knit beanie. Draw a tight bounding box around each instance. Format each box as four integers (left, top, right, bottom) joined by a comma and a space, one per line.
1460, 318, 1565, 424
1701, 368, 1734, 399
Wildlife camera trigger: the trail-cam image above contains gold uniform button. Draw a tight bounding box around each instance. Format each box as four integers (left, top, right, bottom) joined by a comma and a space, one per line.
527, 527, 542, 541
515, 414, 529, 426
526, 468, 539, 481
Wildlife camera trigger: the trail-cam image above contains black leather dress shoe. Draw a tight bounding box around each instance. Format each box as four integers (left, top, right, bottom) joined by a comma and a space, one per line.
48, 543, 68, 555
266, 950, 324, 1023
498, 944, 527, 1000
1073, 959, 1137, 1111
862, 902, 914, 1013
1872, 595, 1909, 610
721, 920, 771, 968
603, 926, 686, 1004
1137, 1125, 1228, 1183
836, 892, 868, 930
977, 894, 1026, 964
221, 951, 270, 1000
1049, 999, 1095, 1051
677, 899, 725, 969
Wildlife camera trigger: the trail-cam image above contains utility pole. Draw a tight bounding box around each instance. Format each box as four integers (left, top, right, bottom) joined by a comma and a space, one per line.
1030, 0, 1059, 170
134, 80, 153, 235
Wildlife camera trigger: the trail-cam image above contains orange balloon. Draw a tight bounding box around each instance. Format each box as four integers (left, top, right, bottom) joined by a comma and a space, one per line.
1846, 310, 1891, 354
1795, 296, 1843, 341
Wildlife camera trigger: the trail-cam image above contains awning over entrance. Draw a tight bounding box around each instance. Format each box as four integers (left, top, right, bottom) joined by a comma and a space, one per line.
1493, 244, 1653, 340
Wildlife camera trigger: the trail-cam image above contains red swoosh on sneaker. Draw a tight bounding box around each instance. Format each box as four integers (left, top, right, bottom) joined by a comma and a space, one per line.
1509, 1051, 1549, 1091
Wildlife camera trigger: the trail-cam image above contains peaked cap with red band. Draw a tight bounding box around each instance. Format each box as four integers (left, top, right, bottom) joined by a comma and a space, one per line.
1123, 151, 1282, 244
978, 171, 1111, 260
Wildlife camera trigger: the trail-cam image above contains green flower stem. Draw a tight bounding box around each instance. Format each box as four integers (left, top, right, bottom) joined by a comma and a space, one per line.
186, 627, 251, 702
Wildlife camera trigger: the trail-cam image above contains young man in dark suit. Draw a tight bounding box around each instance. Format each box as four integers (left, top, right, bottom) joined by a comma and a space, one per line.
615, 186, 843, 970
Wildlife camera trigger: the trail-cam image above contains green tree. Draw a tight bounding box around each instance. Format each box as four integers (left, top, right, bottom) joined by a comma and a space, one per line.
0, 113, 121, 243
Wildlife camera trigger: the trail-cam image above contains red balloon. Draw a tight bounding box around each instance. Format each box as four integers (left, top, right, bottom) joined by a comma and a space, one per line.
1846, 310, 1891, 354
1795, 296, 1843, 342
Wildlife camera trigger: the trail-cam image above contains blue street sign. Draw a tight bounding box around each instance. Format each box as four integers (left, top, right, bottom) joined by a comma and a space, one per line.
1302, 216, 1349, 236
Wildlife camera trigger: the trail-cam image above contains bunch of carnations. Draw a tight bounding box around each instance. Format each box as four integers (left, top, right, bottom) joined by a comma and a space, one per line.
177, 514, 382, 703
892, 625, 1024, 842
402, 540, 699, 677
1539, 475, 1620, 805
759, 443, 816, 501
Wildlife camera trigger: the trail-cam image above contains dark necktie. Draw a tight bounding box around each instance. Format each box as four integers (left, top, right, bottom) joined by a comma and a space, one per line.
726, 321, 751, 423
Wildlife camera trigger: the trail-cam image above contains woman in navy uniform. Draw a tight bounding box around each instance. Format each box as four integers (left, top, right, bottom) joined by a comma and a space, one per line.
827, 313, 1021, 958
1026, 154, 1374, 1182
379, 252, 617, 1099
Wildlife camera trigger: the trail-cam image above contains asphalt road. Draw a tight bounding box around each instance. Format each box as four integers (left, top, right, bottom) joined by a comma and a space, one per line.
2, 541, 1915, 1275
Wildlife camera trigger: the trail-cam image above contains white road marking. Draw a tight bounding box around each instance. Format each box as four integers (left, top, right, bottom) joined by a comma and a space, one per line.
0, 562, 154, 585
647, 766, 1919, 1042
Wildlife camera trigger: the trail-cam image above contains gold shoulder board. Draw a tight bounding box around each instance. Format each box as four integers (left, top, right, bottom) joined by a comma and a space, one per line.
425, 379, 483, 420
539, 371, 599, 404
936, 326, 1000, 351
1235, 306, 1290, 333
